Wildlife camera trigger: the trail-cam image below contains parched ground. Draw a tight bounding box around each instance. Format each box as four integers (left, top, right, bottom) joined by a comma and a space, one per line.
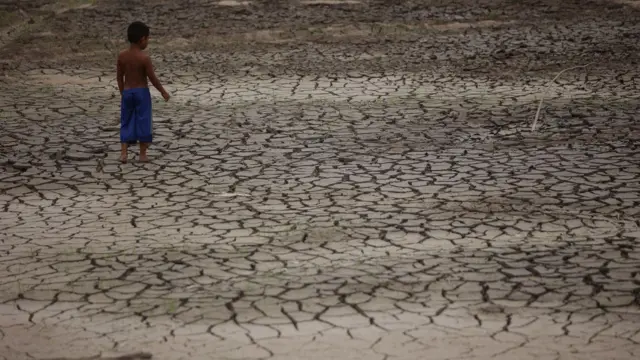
1, 0, 640, 359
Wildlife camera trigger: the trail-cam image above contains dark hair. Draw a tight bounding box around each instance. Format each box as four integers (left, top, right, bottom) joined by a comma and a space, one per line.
127, 21, 150, 44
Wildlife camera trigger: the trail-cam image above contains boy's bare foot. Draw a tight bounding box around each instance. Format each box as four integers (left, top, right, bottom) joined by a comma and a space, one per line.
139, 142, 150, 163
120, 143, 129, 164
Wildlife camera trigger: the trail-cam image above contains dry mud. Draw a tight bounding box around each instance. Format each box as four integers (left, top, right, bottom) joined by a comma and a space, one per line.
1, 1, 640, 359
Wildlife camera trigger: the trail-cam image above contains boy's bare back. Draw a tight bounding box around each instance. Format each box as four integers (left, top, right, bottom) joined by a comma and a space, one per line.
118, 49, 150, 90
116, 46, 169, 101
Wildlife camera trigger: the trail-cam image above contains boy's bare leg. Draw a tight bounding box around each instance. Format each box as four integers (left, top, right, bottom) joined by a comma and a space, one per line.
139, 142, 149, 162
120, 143, 128, 163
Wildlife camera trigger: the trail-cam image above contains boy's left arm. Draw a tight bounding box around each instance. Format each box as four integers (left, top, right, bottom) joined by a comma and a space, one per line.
116, 55, 124, 95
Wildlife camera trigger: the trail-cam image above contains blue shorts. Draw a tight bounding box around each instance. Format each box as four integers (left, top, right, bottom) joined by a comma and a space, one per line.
120, 88, 152, 143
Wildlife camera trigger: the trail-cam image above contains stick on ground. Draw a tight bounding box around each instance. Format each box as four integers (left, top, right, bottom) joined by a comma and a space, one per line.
531, 63, 593, 132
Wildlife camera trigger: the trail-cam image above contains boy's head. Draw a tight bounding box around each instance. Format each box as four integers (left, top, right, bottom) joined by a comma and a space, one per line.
127, 21, 150, 49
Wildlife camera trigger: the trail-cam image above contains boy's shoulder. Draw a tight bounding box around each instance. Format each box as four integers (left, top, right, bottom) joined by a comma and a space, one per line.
118, 48, 149, 62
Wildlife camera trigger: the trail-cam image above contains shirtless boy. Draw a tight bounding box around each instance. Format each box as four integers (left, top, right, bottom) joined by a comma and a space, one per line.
117, 21, 170, 163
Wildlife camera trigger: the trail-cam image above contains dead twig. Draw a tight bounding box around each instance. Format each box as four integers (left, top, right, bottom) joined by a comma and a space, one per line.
531, 63, 593, 132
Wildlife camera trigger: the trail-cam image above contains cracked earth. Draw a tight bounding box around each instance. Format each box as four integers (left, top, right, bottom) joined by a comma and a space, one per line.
1, 0, 640, 359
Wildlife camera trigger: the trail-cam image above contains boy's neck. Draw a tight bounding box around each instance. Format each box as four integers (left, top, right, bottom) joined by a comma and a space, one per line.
129, 44, 143, 51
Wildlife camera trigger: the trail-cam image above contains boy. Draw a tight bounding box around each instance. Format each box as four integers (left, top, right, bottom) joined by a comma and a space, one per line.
117, 21, 170, 163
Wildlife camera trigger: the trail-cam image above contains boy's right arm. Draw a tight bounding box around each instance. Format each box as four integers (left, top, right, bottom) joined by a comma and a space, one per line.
144, 55, 170, 101
116, 54, 124, 95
